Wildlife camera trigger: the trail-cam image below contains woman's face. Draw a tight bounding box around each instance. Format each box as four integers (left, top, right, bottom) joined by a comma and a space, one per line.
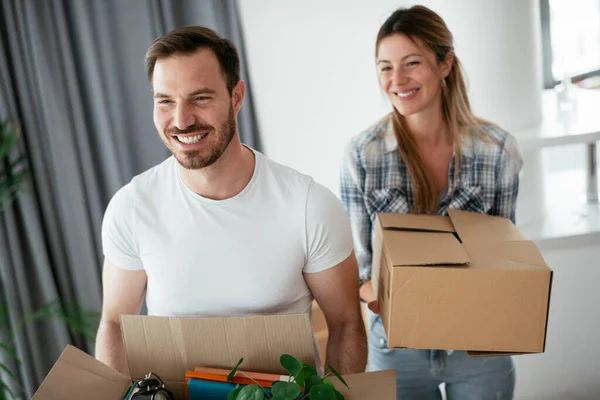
376, 34, 452, 119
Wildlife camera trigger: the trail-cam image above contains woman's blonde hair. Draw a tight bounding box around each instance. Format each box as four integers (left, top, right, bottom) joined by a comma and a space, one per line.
377, 5, 494, 214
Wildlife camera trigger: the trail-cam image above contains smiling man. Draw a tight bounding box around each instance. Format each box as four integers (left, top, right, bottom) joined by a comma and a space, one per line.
95, 26, 367, 376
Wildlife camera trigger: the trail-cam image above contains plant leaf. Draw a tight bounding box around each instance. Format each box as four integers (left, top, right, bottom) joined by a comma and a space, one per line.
227, 358, 244, 382
228, 385, 242, 400
326, 365, 348, 389
309, 384, 336, 400
272, 381, 301, 398
304, 375, 323, 395
334, 389, 345, 400
0, 344, 18, 361
0, 363, 18, 384
280, 354, 302, 376
294, 363, 317, 386
0, 378, 17, 400
322, 377, 334, 388
236, 384, 264, 400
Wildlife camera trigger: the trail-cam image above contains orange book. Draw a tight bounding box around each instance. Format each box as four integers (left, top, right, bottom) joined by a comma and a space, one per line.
185, 370, 276, 388
193, 366, 292, 384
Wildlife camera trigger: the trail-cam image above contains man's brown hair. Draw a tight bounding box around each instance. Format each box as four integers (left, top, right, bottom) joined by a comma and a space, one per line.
145, 26, 240, 93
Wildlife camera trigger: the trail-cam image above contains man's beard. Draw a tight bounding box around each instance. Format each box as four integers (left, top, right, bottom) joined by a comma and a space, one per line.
166, 104, 236, 170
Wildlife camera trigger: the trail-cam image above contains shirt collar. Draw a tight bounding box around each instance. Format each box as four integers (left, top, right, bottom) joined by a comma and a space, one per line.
377, 115, 476, 158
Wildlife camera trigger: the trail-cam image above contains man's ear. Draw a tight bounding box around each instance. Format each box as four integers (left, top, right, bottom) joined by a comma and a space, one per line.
440, 52, 455, 79
231, 80, 245, 113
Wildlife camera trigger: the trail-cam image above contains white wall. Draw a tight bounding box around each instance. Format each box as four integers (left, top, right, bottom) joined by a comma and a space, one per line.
513, 240, 600, 400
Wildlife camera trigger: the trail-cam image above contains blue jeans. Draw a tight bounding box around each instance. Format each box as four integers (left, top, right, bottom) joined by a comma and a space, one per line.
368, 314, 515, 400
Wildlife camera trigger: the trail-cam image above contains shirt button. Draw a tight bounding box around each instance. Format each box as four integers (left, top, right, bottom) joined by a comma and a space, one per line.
380, 338, 385, 346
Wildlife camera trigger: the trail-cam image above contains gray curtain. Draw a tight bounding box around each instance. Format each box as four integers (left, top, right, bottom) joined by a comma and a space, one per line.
0, 0, 260, 397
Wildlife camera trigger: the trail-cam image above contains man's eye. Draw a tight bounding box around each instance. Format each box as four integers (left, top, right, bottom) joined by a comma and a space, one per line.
158, 100, 172, 104
380, 66, 392, 72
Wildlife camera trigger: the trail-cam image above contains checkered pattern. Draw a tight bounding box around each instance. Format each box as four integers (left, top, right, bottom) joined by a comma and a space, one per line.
340, 116, 523, 284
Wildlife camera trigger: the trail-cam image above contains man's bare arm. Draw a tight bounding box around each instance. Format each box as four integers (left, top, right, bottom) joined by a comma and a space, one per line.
95, 259, 147, 375
304, 252, 367, 374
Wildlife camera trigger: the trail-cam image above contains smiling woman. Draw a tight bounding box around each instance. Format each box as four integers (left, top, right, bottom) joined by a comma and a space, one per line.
339, 5, 523, 400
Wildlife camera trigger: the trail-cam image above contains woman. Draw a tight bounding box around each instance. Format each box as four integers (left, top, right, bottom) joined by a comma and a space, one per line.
340, 5, 522, 400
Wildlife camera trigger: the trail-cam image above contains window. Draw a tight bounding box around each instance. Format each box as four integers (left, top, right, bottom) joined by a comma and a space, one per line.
541, 0, 600, 87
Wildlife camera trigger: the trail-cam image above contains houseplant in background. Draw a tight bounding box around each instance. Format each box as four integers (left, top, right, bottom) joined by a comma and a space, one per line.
0, 119, 100, 399
226, 354, 349, 400
0, 120, 27, 206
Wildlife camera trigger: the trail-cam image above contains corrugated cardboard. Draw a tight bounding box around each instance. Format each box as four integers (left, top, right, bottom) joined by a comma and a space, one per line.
33, 313, 395, 399
373, 209, 553, 355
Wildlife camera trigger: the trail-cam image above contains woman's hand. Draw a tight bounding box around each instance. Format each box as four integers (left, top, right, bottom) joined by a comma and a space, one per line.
360, 280, 380, 314
367, 300, 380, 314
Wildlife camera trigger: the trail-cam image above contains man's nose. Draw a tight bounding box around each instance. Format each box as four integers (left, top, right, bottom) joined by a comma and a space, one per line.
173, 104, 195, 130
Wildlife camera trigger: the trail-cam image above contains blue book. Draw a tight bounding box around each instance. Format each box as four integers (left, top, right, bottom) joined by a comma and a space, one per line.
187, 378, 272, 400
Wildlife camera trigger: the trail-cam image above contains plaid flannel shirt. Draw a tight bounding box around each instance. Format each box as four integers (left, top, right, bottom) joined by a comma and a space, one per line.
340, 116, 523, 285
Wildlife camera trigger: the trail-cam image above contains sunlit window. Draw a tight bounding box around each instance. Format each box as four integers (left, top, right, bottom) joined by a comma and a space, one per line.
549, 0, 600, 79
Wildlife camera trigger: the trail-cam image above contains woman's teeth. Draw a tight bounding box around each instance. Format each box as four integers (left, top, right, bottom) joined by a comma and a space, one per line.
396, 89, 417, 98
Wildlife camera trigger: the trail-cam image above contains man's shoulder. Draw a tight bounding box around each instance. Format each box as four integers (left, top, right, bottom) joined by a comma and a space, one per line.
107, 156, 174, 207
257, 150, 315, 189
130, 156, 174, 188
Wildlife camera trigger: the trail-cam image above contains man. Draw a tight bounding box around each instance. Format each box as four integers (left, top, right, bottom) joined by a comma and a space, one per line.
95, 26, 367, 376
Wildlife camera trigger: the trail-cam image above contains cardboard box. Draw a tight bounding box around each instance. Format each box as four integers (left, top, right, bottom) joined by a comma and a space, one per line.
33, 313, 395, 399
372, 209, 552, 355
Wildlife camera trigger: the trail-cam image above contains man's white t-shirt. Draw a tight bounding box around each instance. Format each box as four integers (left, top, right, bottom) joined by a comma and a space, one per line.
102, 148, 354, 317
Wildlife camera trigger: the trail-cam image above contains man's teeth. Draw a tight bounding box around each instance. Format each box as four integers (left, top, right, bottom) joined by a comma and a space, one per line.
397, 89, 417, 98
177, 133, 208, 144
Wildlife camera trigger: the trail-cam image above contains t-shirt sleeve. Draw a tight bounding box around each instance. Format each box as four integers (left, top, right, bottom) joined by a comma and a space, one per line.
303, 180, 354, 273
101, 182, 144, 270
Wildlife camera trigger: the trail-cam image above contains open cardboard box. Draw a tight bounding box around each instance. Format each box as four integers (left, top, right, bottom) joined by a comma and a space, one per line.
33, 313, 395, 399
372, 209, 553, 356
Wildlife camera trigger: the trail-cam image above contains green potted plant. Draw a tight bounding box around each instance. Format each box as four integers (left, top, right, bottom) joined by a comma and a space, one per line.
0, 119, 100, 399
226, 354, 349, 400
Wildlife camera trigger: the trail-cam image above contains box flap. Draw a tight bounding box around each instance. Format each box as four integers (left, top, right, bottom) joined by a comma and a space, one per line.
466, 240, 552, 271
335, 369, 396, 399
32, 345, 131, 399
378, 213, 455, 232
384, 230, 470, 266
121, 313, 315, 383
448, 209, 525, 242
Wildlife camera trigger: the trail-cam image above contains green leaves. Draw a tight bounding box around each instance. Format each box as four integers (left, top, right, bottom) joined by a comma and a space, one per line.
294, 363, 317, 386
228, 358, 244, 382
272, 381, 300, 398
0, 120, 28, 209
309, 384, 337, 400
279, 354, 302, 377
228, 386, 242, 400
236, 384, 264, 400
227, 354, 348, 400
326, 365, 348, 389
22, 299, 100, 343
